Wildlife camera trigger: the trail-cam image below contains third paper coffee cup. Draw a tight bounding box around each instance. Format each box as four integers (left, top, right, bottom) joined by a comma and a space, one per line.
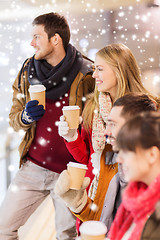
62, 105, 80, 129
67, 162, 88, 190
29, 84, 46, 109
79, 221, 107, 240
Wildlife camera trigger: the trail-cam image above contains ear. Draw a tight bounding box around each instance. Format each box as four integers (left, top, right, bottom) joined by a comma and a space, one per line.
148, 146, 160, 165
51, 33, 61, 46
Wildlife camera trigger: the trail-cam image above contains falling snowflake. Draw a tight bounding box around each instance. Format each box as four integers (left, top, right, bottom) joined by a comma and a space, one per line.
38, 137, 48, 147
47, 127, 52, 132
8, 164, 15, 172
55, 101, 61, 107
10, 184, 19, 193
89, 202, 98, 211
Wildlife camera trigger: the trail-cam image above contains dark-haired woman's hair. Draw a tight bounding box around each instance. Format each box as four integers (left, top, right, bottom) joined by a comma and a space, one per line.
116, 111, 160, 152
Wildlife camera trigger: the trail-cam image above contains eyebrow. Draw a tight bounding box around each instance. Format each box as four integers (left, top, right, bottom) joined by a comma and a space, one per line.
107, 119, 116, 124
33, 33, 41, 36
95, 64, 103, 67
107, 119, 113, 122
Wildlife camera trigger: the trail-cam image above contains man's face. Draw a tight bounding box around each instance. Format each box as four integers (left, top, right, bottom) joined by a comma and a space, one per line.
105, 106, 126, 151
30, 24, 54, 61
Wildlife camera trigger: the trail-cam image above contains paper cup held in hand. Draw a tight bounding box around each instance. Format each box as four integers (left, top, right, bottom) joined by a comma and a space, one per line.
29, 84, 46, 109
67, 162, 87, 190
62, 105, 80, 129
79, 221, 107, 240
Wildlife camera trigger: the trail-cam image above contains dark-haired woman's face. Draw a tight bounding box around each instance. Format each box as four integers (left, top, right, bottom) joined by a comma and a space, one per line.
116, 148, 151, 184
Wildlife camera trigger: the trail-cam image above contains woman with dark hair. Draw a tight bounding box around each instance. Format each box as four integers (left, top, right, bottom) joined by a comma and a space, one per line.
108, 111, 160, 240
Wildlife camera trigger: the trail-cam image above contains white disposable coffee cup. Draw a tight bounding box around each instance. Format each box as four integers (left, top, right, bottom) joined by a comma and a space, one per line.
79, 221, 107, 240
62, 105, 80, 129
67, 162, 88, 190
29, 84, 46, 109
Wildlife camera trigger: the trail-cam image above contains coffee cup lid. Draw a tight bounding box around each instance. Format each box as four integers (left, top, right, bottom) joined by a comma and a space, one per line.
62, 105, 80, 111
29, 84, 46, 92
79, 221, 107, 235
76, 238, 109, 240
67, 162, 88, 170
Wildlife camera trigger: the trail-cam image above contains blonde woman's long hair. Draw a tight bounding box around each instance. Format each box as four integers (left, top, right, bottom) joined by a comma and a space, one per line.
82, 43, 156, 131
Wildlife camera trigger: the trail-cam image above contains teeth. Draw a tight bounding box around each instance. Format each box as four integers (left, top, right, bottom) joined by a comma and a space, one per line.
106, 138, 115, 144
106, 138, 111, 144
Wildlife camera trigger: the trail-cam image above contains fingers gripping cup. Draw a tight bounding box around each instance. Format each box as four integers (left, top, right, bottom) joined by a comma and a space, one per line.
67, 162, 88, 190
79, 221, 107, 240
62, 105, 80, 129
29, 84, 46, 109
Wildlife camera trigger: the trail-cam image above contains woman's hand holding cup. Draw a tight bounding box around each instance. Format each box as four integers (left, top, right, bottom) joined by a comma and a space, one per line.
58, 115, 78, 142
58, 105, 82, 142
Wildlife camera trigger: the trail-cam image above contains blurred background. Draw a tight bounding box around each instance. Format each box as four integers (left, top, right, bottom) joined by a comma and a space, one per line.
0, 0, 160, 238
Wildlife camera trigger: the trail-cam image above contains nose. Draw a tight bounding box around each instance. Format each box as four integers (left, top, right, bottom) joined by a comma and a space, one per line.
92, 69, 98, 78
105, 123, 112, 137
30, 39, 35, 47
104, 128, 109, 136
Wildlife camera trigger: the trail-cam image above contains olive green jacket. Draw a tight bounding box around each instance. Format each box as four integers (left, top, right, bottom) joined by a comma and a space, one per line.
9, 58, 95, 167
141, 201, 160, 240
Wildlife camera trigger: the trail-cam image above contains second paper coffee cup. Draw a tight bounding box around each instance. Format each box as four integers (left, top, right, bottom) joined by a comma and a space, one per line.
67, 162, 87, 190
29, 84, 46, 109
62, 105, 80, 129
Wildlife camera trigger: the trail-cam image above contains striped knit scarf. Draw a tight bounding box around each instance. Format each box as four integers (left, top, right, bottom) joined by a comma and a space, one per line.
92, 92, 112, 152
89, 92, 112, 200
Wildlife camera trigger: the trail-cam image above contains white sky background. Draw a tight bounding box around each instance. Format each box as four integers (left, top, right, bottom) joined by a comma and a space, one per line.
0, 0, 160, 203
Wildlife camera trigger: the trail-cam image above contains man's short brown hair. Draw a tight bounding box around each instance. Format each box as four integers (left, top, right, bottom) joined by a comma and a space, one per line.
113, 93, 157, 120
32, 12, 70, 50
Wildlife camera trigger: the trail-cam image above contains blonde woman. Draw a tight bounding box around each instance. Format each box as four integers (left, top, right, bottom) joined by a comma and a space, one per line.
58, 43, 156, 183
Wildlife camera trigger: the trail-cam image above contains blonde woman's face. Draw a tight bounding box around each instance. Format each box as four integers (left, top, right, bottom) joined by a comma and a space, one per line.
92, 55, 118, 98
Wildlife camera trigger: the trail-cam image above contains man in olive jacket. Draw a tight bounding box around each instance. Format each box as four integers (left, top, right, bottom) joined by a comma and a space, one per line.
0, 12, 94, 240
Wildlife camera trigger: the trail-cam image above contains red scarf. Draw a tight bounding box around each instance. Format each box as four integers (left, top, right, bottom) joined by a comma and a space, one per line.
108, 173, 160, 240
